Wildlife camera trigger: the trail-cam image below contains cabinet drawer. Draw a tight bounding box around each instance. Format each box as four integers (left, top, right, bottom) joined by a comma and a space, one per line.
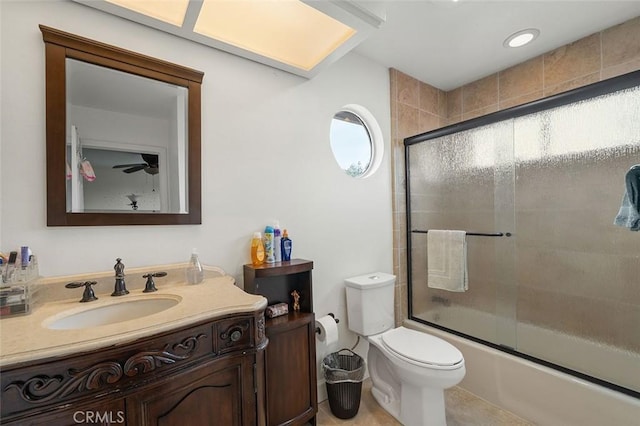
216, 317, 254, 354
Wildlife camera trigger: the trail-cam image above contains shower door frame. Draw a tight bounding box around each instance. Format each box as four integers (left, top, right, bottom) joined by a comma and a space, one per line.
404, 69, 640, 399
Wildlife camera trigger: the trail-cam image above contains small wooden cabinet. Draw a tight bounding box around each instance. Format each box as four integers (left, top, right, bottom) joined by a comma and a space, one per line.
243, 260, 317, 426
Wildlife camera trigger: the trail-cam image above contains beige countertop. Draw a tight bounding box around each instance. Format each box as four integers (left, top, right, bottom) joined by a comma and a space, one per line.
0, 265, 267, 368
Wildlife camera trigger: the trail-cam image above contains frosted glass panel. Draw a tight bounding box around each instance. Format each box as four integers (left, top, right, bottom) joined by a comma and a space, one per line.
407, 81, 640, 395
409, 121, 514, 346
514, 87, 640, 392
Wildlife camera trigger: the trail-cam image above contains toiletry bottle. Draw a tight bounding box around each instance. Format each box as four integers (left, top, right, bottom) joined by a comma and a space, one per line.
20, 247, 30, 270
281, 229, 292, 261
251, 232, 265, 266
274, 221, 282, 262
185, 248, 204, 284
264, 225, 275, 263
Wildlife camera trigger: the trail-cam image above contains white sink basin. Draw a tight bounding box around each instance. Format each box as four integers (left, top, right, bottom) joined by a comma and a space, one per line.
46, 297, 180, 330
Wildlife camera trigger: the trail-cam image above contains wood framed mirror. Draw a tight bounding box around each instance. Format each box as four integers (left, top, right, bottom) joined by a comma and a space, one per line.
40, 25, 203, 226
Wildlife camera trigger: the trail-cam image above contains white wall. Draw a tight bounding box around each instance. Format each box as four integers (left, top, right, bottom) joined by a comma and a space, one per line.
0, 0, 392, 377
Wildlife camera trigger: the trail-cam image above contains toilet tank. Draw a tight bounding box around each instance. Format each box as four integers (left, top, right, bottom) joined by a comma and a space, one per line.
345, 272, 396, 336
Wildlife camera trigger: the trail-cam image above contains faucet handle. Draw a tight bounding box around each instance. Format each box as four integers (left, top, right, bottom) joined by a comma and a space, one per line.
142, 272, 167, 293
114, 258, 125, 277
65, 281, 98, 303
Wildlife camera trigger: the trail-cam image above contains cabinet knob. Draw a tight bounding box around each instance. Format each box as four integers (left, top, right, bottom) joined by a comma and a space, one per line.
220, 322, 249, 348
230, 330, 242, 342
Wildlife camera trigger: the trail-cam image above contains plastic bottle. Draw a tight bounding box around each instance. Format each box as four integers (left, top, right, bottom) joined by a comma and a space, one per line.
281, 229, 292, 261
185, 248, 204, 284
274, 221, 282, 262
264, 225, 275, 263
250, 232, 265, 266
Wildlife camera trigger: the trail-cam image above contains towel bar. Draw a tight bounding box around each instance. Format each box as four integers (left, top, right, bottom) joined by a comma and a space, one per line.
412, 230, 512, 237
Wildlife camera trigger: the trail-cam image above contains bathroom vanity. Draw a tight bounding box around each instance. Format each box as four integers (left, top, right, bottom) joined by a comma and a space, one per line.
0, 266, 268, 425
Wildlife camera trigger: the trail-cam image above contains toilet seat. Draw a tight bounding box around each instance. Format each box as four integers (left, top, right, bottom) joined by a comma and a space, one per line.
381, 327, 463, 369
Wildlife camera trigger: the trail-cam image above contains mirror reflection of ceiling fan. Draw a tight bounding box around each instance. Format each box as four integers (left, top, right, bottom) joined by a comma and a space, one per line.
113, 153, 159, 175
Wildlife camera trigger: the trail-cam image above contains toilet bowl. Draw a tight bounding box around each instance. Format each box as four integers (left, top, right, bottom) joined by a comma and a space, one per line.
345, 273, 466, 426
367, 326, 465, 426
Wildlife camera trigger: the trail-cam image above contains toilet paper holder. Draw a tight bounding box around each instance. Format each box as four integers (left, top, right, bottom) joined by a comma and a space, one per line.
315, 313, 339, 334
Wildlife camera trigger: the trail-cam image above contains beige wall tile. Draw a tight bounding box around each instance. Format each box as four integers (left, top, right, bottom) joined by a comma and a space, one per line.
397, 103, 419, 139
397, 70, 420, 107
602, 16, 640, 68
543, 33, 601, 89
445, 115, 462, 126
601, 57, 640, 80
420, 81, 440, 115
389, 70, 398, 126
462, 103, 498, 121
419, 110, 440, 133
389, 68, 398, 101
392, 163, 406, 195
463, 73, 498, 112
446, 87, 462, 117
438, 90, 448, 117
499, 56, 543, 102
499, 90, 543, 110
543, 72, 600, 97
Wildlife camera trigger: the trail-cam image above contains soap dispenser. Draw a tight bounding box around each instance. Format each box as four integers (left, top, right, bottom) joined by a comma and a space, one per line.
185, 248, 204, 284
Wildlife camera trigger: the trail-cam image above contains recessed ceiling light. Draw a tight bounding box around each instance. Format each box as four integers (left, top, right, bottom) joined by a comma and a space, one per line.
503, 28, 540, 48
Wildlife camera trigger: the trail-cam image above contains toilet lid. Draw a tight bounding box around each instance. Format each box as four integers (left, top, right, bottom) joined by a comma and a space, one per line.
381, 327, 463, 367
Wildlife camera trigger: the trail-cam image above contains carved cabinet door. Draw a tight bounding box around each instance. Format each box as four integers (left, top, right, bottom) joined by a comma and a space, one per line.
126, 355, 255, 426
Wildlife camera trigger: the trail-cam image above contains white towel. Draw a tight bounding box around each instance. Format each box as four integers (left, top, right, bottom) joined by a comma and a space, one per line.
427, 230, 468, 292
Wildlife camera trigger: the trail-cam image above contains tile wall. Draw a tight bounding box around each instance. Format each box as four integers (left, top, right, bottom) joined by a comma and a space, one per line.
390, 16, 640, 326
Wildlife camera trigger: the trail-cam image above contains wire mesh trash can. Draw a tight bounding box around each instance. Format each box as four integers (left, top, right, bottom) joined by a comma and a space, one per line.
322, 349, 365, 419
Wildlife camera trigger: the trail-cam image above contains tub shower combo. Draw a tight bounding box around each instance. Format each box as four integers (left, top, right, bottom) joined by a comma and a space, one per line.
404, 71, 640, 422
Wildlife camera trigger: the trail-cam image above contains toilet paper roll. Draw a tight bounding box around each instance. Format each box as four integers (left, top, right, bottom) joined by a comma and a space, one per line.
315, 315, 339, 347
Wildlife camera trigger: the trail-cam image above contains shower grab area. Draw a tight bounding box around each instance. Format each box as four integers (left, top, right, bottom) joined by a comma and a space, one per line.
405, 71, 640, 397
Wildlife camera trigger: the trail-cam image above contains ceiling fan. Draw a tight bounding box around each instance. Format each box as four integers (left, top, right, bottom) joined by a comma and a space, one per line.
113, 153, 159, 175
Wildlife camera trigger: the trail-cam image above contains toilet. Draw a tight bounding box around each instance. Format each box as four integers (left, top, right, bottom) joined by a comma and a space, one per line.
345, 273, 465, 426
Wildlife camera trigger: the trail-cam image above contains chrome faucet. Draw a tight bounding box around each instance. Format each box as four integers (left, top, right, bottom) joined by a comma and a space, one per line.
111, 258, 129, 296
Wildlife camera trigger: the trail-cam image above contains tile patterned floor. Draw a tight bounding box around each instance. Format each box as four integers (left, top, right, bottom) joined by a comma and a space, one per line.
316, 379, 534, 425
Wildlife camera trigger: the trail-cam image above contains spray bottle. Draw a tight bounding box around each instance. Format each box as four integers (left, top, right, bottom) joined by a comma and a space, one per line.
264, 225, 275, 263
274, 221, 282, 262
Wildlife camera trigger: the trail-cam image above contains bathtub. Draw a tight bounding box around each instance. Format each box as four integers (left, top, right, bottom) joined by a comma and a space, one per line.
405, 313, 640, 426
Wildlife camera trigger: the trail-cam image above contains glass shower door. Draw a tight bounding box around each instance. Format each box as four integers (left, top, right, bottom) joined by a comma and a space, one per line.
512, 86, 640, 393
407, 76, 640, 395
407, 120, 517, 349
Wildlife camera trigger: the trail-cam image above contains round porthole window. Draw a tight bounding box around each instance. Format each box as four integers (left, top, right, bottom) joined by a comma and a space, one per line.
329, 104, 383, 178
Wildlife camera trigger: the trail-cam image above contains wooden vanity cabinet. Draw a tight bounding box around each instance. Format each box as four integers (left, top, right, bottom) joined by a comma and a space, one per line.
243, 259, 317, 426
0, 310, 267, 426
